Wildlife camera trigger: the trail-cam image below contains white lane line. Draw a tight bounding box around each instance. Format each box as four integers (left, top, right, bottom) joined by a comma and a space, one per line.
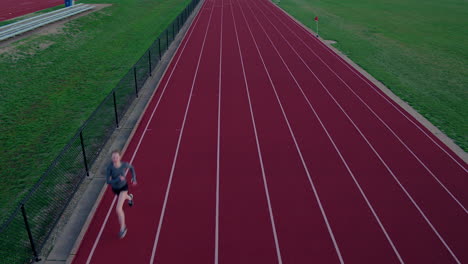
265, 0, 468, 173
85, 197, 117, 264
246, 1, 404, 263
215, 0, 223, 262
149, 2, 217, 263
84, 2, 208, 263
256, 0, 467, 213
250, 2, 462, 262
230, 0, 283, 263
235, 0, 344, 263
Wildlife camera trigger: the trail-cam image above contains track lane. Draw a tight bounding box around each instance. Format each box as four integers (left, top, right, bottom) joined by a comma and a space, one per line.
257, 0, 468, 212
238, 0, 406, 262
71, 1, 213, 262
260, 0, 468, 182
71, 0, 467, 262
0, 0, 63, 21
248, 0, 466, 262
253, 0, 468, 262
232, 0, 346, 262
148, 1, 218, 263
218, 0, 279, 262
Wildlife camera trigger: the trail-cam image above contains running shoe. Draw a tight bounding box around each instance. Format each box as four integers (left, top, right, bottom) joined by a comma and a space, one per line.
119, 227, 127, 239
128, 194, 134, 207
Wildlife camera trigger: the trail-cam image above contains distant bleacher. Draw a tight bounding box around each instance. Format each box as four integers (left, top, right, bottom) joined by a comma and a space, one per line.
0, 4, 94, 41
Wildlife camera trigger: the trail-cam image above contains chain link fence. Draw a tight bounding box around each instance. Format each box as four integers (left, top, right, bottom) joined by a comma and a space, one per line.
0, 0, 200, 262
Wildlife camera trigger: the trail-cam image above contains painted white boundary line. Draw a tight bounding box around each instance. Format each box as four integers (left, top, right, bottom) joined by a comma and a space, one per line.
257, 0, 467, 213
230, 0, 283, 263
236, 0, 345, 262
266, 0, 468, 171
215, 0, 224, 262
84, 2, 208, 263
246, 1, 405, 263
149, 2, 216, 263
250, 2, 461, 262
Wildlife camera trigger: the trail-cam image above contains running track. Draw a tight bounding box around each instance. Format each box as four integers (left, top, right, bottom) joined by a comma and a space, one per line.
72, 0, 468, 263
0, 0, 64, 21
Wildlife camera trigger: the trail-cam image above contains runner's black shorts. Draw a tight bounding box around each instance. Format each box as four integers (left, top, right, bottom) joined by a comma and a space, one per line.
112, 183, 129, 196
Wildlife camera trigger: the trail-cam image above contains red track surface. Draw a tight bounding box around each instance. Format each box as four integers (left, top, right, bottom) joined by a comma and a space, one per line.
0, 0, 64, 21
72, 0, 468, 263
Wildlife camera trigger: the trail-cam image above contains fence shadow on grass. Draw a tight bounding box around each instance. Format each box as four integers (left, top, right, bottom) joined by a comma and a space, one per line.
0, 0, 200, 262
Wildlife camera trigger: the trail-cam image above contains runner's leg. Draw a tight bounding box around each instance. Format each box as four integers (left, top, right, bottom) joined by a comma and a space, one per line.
116, 190, 130, 231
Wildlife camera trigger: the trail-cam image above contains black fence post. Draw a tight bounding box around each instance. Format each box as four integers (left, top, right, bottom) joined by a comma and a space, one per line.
148, 50, 152, 75
133, 67, 139, 98
21, 204, 41, 262
112, 91, 119, 128
79, 131, 90, 176
166, 29, 169, 49
158, 38, 161, 59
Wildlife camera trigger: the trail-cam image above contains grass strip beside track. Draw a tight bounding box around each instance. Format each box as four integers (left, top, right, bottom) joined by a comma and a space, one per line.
275, 0, 467, 151
0, 0, 189, 224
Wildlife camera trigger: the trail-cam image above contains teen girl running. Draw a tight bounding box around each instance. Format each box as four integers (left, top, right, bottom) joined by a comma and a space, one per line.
106, 150, 137, 238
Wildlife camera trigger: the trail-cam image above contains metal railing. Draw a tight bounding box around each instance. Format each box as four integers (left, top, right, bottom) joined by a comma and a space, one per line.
0, 0, 200, 262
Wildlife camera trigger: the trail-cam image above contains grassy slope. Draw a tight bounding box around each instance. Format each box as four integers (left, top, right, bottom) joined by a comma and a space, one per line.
0, 0, 189, 223
277, 0, 467, 150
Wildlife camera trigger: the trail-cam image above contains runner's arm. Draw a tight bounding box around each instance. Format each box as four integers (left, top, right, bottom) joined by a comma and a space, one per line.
126, 163, 137, 183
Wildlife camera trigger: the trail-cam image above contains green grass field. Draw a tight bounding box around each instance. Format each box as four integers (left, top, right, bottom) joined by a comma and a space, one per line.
0, 0, 189, 224
276, 0, 467, 151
